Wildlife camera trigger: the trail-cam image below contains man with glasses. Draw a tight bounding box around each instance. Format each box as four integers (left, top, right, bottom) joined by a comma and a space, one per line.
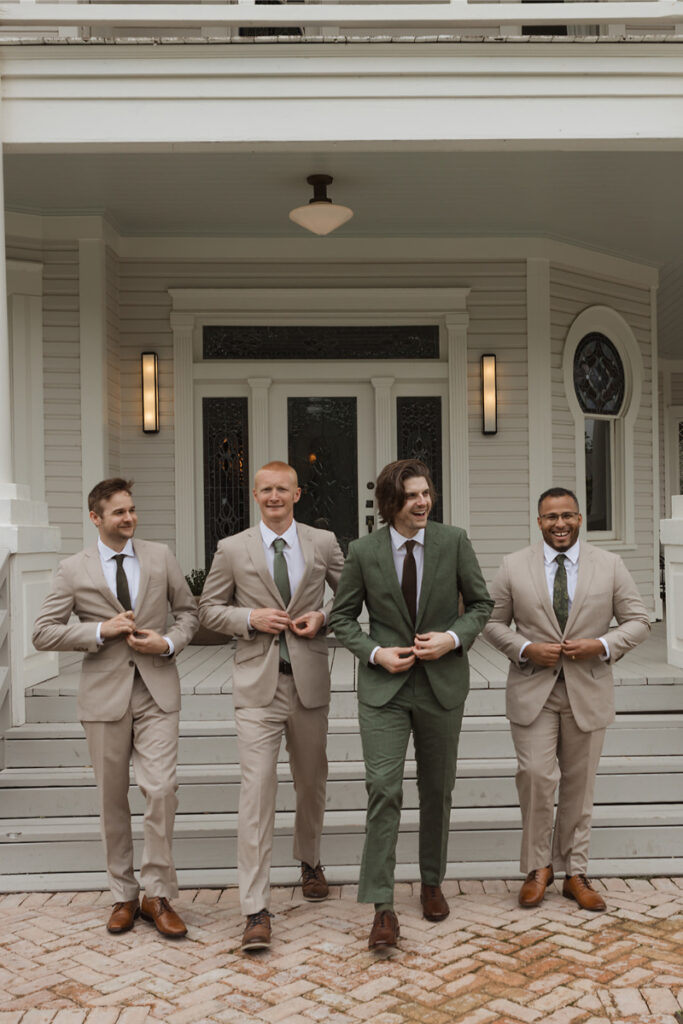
483, 487, 649, 912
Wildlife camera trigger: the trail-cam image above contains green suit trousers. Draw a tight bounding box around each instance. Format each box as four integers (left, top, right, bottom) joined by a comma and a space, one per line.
357, 663, 465, 904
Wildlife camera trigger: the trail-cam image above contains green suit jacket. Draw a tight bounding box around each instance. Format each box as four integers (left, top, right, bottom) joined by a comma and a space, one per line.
330, 521, 493, 710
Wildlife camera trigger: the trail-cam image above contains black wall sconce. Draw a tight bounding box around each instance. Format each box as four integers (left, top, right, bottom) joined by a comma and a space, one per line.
141, 351, 160, 433
481, 353, 497, 435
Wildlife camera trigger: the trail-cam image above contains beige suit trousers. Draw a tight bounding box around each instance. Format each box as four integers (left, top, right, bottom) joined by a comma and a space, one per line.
83, 674, 180, 901
234, 671, 328, 915
510, 679, 605, 876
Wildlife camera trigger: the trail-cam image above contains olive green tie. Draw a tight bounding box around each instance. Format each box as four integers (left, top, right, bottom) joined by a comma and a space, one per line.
113, 553, 132, 612
553, 553, 569, 633
272, 538, 291, 664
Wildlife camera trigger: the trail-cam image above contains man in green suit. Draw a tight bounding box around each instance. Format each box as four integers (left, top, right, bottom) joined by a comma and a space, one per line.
330, 459, 493, 949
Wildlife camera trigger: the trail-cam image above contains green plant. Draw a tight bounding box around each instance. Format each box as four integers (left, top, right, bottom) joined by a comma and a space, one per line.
185, 568, 208, 596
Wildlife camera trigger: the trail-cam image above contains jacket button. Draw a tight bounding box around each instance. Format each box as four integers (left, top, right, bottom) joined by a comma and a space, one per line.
128, 660, 135, 667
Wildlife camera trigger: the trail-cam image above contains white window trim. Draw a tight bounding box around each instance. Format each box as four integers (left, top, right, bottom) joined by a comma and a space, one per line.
563, 306, 642, 549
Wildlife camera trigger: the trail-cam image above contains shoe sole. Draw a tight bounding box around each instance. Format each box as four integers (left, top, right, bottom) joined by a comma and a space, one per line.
242, 939, 271, 951
422, 911, 449, 921
369, 929, 400, 950
303, 893, 329, 902
140, 911, 188, 937
562, 891, 606, 912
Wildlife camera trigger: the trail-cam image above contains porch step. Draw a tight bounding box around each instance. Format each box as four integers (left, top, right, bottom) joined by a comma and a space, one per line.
1, 755, 682, 818
23, 682, 683, 723
6, 713, 683, 768
1, 804, 682, 881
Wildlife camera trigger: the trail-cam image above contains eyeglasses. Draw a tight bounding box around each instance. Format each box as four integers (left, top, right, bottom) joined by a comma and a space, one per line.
539, 512, 580, 523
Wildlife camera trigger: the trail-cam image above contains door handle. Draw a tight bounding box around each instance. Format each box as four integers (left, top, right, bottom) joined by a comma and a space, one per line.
365, 515, 375, 533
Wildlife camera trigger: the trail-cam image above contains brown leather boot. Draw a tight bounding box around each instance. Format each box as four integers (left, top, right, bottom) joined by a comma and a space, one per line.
420, 883, 450, 921
562, 874, 606, 911
140, 895, 188, 938
241, 909, 272, 951
368, 909, 400, 949
301, 862, 329, 902
106, 899, 140, 933
519, 865, 554, 908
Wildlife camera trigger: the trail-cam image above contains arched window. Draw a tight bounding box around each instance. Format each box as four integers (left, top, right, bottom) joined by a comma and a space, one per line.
573, 333, 626, 532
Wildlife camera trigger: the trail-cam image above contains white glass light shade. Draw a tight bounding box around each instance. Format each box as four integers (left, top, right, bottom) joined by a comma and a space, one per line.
289, 201, 354, 236
141, 351, 160, 433
481, 353, 497, 435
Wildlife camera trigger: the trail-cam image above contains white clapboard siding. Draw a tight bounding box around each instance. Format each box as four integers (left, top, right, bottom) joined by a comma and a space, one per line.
550, 264, 654, 609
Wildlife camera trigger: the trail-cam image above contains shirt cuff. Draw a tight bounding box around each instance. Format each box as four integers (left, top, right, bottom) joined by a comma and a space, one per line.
599, 637, 610, 660
519, 640, 531, 664
96, 622, 104, 646
161, 636, 174, 657
369, 645, 380, 665
447, 630, 460, 650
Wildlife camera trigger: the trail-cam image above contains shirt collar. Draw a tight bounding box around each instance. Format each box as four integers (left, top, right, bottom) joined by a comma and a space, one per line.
98, 537, 135, 561
260, 519, 298, 549
390, 525, 425, 551
544, 538, 580, 566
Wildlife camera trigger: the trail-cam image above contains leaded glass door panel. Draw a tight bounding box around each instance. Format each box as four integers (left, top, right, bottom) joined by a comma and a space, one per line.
269, 384, 376, 553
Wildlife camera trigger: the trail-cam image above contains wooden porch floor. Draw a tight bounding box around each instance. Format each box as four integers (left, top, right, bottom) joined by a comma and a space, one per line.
31, 618, 683, 699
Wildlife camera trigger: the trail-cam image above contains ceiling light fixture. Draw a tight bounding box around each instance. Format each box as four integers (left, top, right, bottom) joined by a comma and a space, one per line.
289, 174, 353, 236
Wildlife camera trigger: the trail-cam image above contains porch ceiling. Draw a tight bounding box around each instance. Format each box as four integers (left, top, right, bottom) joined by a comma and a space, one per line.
5, 147, 683, 356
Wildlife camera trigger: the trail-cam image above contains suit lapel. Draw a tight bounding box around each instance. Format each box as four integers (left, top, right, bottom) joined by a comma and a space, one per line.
134, 539, 151, 611
530, 543, 560, 636
374, 527, 414, 631
83, 546, 122, 613
245, 528, 283, 607
416, 522, 439, 629
565, 542, 594, 634
291, 523, 313, 607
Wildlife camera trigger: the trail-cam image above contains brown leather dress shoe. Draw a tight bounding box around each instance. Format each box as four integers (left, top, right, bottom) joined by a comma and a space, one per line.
106, 899, 140, 933
519, 865, 554, 908
140, 895, 188, 937
241, 909, 272, 951
301, 862, 329, 902
562, 874, 606, 911
368, 909, 400, 950
420, 883, 450, 921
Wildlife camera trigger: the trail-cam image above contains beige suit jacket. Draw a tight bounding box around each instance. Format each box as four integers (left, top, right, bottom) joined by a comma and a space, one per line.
483, 541, 650, 732
32, 539, 198, 722
198, 522, 345, 709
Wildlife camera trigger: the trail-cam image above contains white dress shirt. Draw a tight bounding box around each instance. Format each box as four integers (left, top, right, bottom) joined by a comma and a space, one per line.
96, 538, 173, 654
248, 519, 324, 625
369, 526, 459, 664
519, 539, 608, 661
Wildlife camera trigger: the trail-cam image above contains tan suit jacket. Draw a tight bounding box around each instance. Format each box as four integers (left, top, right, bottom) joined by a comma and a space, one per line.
483, 541, 650, 732
198, 522, 345, 709
33, 539, 198, 721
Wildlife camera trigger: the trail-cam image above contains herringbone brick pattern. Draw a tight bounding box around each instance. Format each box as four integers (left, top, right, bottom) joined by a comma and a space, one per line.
1, 878, 683, 1024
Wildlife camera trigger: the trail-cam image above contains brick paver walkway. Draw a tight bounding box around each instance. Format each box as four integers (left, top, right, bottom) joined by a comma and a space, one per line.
1, 878, 683, 1024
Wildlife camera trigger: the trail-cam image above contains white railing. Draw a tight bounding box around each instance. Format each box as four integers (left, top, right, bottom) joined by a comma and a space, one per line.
0, 548, 9, 721
0, 1, 682, 34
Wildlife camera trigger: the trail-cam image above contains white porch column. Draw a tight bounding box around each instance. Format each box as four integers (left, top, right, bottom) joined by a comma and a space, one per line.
248, 377, 272, 522
527, 257, 553, 539
79, 238, 109, 540
660, 495, 683, 669
445, 313, 470, 531
0, 141, 60, 728
371, 376, 394, 473
171, 312, 196, 572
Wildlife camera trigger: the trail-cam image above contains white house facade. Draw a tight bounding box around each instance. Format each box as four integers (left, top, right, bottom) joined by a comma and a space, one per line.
1, 1, 683, 889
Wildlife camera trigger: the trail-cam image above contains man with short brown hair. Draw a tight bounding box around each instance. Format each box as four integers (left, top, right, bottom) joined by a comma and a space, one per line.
33, 479, 198, 937
330, 459, 492, 949
484, 487, 650, 912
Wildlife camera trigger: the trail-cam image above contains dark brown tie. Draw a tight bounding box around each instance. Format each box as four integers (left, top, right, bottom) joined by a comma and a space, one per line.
401, 540, 417, 624
113, 553, 132, 611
